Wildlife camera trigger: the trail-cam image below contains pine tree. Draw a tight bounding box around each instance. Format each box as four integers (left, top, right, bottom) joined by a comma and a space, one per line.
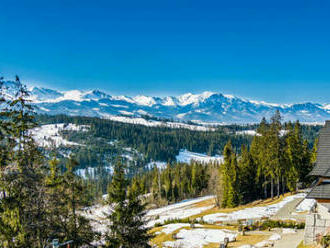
106, 160, 152, 248
220, 141, 240, 207
238, 145, 257, 203
45, 156, 98, 247
0, 77, 49, 247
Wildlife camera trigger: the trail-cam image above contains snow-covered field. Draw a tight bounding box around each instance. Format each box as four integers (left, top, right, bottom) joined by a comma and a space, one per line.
203, 193, 308, 223
163, 228, 237, 248
81, 195, 214, 234
176, 149, 223, 164
147, 195, 214, 227
100, 114, 214, 131
31, 123, 89, 147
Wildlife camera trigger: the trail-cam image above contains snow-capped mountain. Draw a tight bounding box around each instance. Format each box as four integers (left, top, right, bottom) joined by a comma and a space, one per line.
3, 81, 330, 124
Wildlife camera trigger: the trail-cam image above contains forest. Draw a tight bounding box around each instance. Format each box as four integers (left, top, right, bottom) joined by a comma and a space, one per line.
36, 113, 320, 166
130, 112, 318, 208
0, 77, 320, 247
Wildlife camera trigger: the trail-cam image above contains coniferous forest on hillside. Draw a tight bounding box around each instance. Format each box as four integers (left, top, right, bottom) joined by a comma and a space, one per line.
0, 78, 320, 247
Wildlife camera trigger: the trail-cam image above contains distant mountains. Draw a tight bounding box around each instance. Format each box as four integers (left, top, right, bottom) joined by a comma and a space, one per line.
3, 81, 330, 124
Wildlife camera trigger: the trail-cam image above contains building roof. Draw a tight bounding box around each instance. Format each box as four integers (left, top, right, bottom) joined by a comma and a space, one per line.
306, 182, 330, 199
309, 120, 330, 177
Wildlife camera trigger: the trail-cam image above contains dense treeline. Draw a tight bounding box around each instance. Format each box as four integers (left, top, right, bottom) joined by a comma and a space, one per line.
219, 111, 317, 208
130, 162, 213, 206
0, 77, 150, 247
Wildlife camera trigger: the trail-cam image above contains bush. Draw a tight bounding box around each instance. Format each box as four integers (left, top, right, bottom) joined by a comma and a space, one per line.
153, 217, 207, 227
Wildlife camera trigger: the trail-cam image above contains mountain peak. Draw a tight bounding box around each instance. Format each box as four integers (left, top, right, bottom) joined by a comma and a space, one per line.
2, 82, 330, 124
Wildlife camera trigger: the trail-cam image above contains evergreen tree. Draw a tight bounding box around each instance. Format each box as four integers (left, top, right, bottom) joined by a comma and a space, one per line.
0, 77, 49, 247
238, 145, 257, 203
106, 160, 152, 248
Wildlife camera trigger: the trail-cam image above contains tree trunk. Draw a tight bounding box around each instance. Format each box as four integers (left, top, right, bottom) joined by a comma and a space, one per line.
271, 178, 274, 199
277, 177, 280, 198
264, 176, 267, 199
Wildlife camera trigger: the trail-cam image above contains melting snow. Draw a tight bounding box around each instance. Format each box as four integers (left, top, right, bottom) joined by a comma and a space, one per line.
163, 228, 237, 248
295, 198, 316, 212
176, 149, 223, 164
203, 194, 307, 223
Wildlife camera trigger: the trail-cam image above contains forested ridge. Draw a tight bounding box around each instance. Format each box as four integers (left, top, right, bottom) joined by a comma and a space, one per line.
36, 114, 321, 165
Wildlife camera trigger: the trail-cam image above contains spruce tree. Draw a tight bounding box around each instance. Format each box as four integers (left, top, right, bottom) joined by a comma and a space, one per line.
106, 160, 152, 248
0, 77, 49, 247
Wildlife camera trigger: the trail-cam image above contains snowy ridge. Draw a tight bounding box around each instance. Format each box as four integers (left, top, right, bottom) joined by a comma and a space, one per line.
3, 81, 330, 124
99, 114, 214, 131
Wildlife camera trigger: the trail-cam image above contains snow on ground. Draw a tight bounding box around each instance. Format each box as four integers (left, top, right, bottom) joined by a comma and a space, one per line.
282, 228, 297, 234
80, 204, 112, 234
295, 198, 316, 212
31, 123, 89, 147
146, 161, 168, 170
176, 149, 223, 164
163, 228, 237, 248
203, 193, 307, 223
161, 223, 202, 234
268, 233, 281, 241
100, 114, 214, 131
147, 195, 215, 227
82, 195, 214, 234
236, 130, 258, 136
253, 234, 281, 248
236, 130, 288, 137
75, 166, 112, 179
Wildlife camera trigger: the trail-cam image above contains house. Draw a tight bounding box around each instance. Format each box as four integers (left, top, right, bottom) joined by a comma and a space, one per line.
304, 120, 330, 244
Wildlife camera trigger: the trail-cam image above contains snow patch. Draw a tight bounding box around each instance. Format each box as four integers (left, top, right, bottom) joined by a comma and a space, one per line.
203, 193, 306, 223
163, 228, 237, 248
100, 115, 213, 131
295, 198, 316, 212
31, 123, 89, 147
176, 149, 223, 164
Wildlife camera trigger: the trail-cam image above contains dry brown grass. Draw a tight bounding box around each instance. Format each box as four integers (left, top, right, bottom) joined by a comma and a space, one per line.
192, 197, 216, 208
189, 193, 292, 220
202, 233, 271, 248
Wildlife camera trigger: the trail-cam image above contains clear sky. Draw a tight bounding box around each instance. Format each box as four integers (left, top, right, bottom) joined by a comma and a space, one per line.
0, 0, 329, 103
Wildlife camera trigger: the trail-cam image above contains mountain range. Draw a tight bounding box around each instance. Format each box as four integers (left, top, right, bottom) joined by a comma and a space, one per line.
3, 81, 330, 124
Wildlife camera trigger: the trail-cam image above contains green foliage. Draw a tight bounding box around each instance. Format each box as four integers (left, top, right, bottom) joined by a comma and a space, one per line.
0, 77, 98, 247
133, 161, 211, 205
219, 112, 316, 207
261, 220, 305, 229
154, 217, 207, 227
36, 114, 252, 163
106, 161, 152, 248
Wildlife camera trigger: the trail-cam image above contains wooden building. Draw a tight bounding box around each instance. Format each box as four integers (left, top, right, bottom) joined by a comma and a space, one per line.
304, 120, 330, 244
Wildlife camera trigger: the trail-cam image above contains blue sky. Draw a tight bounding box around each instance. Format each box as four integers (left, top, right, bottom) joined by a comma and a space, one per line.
0, 0, 329, 103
